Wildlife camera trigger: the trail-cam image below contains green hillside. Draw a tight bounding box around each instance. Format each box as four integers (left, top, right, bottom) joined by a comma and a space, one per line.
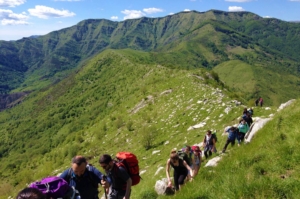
213, 60, 299, 105
0, 10, 300, 107
166, 99, 300, 199
0, 48, 298, 199
0, 10, 300, 199
0, 49, 248, 197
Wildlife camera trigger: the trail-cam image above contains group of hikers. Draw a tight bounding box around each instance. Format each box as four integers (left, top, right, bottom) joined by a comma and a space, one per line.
255, 97, 263, 107
17, 154, 133, 199
165, 106, 255, 193
16, 101, 259, 198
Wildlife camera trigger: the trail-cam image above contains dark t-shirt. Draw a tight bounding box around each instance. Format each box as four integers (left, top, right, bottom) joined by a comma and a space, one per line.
170, 159, 188, 175
107, 164, 130, 197
60, 165, 103, 199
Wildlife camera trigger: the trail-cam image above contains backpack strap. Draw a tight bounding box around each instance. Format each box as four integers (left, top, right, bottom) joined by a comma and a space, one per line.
86, 165, 99, 188
66, 168, 73, 184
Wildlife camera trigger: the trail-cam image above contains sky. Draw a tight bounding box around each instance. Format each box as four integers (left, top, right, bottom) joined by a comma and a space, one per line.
0, 0, 300, 41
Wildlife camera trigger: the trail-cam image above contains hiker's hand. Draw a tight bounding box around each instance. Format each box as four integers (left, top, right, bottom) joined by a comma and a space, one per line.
167, 180, 172, 187
101, 180, 110, 189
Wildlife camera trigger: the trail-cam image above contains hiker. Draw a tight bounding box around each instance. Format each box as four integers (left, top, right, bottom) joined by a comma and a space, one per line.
183, 145, 193, 180
222, 126, 238, 153
242, 108, 248, 115
248, 108, 254, 116
202, 130, 217, 159
243, 111, 253, 127
259, 97, 264, 107
99, 154, 132, 199
166, 152, 193, 191
183, 145, 193, 167
191, 146, 202, 177
237, 119, 249, 146
255, 98, 259, 106
60, 156, 105, 199
16, 188, 46, 199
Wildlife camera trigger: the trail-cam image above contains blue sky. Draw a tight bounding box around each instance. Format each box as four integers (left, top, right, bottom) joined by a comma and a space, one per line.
0, 0, 300, 41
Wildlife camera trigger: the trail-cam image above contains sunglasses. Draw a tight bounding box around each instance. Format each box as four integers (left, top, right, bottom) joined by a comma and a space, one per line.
100, 164, 109, 170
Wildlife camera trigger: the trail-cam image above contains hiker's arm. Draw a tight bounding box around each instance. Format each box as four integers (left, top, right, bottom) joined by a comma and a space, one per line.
183, 160, 193, 177
124, 177, 132, 199
166, 159, 172, 186
101, 177, 110, 189
202, 137, 206, 147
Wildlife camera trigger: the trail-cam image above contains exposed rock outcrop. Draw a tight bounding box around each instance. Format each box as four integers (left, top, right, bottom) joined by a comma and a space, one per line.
0, 92, 30, 111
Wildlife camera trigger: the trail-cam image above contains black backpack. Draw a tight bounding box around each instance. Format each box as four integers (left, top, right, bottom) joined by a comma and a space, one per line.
212, 132, 218, 142
176, 150, 190, 165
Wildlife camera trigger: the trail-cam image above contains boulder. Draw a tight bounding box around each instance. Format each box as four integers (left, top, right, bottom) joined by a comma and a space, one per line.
140, 170, 147, 175
204, 156, 222, 167
187, 122, 206, 131
245, 118, 272, 143
155, 167, 164, 176
152, 150, 161, 155
155, 178, 173, 195
277, 99, 296, 111
224, 107, 231, 114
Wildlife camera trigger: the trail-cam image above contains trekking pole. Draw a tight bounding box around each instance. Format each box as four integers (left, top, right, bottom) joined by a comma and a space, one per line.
103, 175, 108, 199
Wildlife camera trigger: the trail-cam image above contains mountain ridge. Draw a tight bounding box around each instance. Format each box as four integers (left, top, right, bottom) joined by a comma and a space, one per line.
0, 10, 299, 97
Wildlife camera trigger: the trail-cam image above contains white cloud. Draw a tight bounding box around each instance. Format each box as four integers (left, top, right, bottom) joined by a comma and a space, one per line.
0, 0, 26, 7
263, 16, 272, 18
28, 5, 75, 19
0, 8, 29, 25
169, 12, 174, 15
111, 16, 118, 20
184, 9, 191, 12
143, 7, 163, 14
121, 9, 145, 20
225, 0, 252, 2
228, 6, 245, 11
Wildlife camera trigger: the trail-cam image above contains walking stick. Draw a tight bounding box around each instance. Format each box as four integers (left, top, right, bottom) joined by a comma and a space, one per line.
103, 175, 108, 199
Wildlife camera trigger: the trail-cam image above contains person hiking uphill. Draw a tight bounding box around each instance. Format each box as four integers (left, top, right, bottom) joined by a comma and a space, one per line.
259, 97, 264, 107
166, 151, 193, 191
99, 154, 132, 199
191, 146, 202, 177
255, 98, 259, 106
202, 130, 217, 159
16, 188, 46, 199
60, 156, 105, 199
222, 126, 238, 153
237, 119, 249, 146
242, 111, 253, 127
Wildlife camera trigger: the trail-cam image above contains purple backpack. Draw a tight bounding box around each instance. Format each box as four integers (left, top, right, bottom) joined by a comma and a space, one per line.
29, 176, 70, 198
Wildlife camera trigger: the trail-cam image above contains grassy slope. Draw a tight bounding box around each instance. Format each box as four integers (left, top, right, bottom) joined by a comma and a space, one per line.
0, 49, 299, 199
214, 59, 300, 106
0, 49, 250, 198
166, 99, 300, 199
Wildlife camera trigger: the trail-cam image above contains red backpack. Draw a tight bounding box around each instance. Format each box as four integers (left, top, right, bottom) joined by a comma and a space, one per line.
115, 152, 141, 186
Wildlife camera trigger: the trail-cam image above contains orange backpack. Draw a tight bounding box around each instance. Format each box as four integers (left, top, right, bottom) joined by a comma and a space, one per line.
115, 152, 141, 186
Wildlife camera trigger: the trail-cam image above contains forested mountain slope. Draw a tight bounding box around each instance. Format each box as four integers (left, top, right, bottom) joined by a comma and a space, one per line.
0, 10, 299, 105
